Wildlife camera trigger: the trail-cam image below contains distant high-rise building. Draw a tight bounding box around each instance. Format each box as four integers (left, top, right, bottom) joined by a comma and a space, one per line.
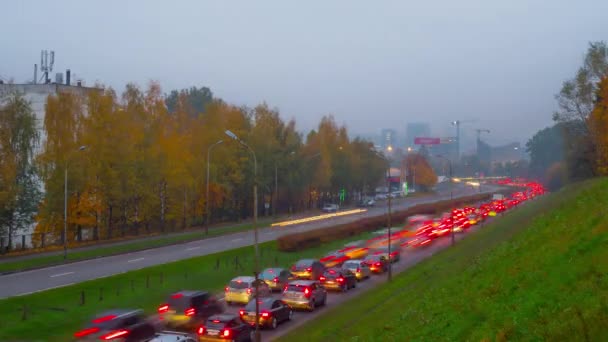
380, 129, 397, 151
405, 122, 431, 148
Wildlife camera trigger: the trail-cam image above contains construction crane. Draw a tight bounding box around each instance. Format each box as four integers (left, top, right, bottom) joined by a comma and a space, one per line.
451, 119, 478, 160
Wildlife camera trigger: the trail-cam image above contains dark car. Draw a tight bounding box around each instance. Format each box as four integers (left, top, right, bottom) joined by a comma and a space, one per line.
157, 291, 224, 330
259, 268, 293, 292
239, 298, 293, 329
362, 255, 389, 273
197, 314, 252, 342
290, 259, 325, 280
281, 280, 327, 311
319, 268, 357, 292
74, 309, 159, 341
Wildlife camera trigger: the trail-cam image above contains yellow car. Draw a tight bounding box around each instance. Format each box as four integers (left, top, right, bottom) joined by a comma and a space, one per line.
224, 276, 271, 305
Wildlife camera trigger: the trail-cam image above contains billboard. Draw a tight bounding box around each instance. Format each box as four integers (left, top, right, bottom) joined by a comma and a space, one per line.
414, 137, 441, 145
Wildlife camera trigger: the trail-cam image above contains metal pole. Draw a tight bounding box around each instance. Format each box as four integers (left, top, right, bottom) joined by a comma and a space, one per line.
387, 166, 392, 282
251, 148, 260, 342
450, 160, 455, 246
63, 163, 68, 260
274, 162, 278, 217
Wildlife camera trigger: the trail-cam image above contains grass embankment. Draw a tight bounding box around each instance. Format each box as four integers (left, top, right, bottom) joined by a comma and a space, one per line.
280, 178, 608, 341
0, 231, 373, 342
0, 221, 270, 274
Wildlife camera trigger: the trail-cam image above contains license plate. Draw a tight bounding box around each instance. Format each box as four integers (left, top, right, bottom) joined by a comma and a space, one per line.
168, 310, 176, 314
207, 329, 219, 336
248, 312, 256, 316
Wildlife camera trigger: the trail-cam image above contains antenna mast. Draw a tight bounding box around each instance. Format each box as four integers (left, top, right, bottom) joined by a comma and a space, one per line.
39, 50, 55, 84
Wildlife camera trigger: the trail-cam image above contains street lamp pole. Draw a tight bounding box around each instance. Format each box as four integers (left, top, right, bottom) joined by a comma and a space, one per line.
372, 148, 392, 281
64, 145, 87, 260
205, 140, 223, 235
436, 154, 454, 246
224, 130, 260, 342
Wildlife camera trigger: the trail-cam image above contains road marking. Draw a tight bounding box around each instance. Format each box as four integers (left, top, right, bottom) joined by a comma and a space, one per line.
231, 238, 243, 242
50, 272, 74, 278
186, 246, 201, 251
127, 257, 145, 263
14, 282, 76, 297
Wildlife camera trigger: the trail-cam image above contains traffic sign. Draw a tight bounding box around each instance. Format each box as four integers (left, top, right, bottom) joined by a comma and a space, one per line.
414, 137, 441, 145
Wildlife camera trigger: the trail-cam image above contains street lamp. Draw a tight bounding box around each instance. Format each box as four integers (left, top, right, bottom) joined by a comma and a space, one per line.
436, 154, 455, 246
224, 129, 260, 342
372, 148, 392, 282
64, 145, 87, 260
205, 140, 223, 234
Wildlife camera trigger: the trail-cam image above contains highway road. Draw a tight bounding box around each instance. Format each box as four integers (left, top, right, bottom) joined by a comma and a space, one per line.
0, 184, 497, 299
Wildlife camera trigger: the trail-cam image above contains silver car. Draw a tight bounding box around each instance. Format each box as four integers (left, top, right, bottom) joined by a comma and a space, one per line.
342, 260, 371, 281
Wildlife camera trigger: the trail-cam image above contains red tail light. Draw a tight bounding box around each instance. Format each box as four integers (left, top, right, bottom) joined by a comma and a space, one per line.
157, 304, 169, 313
337, 277, 345, 283
319, 276, 326, 281
273, 277, 279, 283
304, 287, 311, 298
246, 288, 252, 295
290, 265, 296, 271
224, 286, 229, 292
374, 262, 381, 266
239, 310, 245, 316
306, 267, 312, 272
185, 308, 196, 316
197, 326, 205, 335
222, 329, 231, 338
74, 327, 100, 338
100, 330, 129, 340
356, 268, 360, 273
283, 285, 288, 292
261, 312, 270, 318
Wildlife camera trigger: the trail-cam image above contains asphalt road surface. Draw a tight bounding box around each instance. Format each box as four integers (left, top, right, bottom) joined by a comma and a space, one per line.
0, 183, 498, 299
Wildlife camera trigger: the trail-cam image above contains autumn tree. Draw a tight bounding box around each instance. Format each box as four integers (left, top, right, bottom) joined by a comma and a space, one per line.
406, 153, 437, 191
588, 76, 608, 175
0, 93, 41, 249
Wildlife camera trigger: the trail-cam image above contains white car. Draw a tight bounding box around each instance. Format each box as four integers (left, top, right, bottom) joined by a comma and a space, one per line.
145, 331, 197, 342
322, 204, 339, 213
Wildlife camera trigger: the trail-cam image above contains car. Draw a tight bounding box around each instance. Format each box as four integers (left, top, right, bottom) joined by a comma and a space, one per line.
319, 251, 350, 268
357, 198, 375, 207
239, 298, 293, 329
400, 235, 433, 248
290, 259, 325, 280
224, 277, 271, 305
259, 268, 293, 292
281, 280, 327, 311
339, 243, 369, 260
197, 314, 253, 342
371, 245, 401, 263
74, 309, 159, 342
362, 255, 389, 273
157, 291, 224, 330
145, 331, 198, 342
321, 203, 339, 213
374, 193, 388, 200
342, 259, 372, 281
319, 268, 357, 292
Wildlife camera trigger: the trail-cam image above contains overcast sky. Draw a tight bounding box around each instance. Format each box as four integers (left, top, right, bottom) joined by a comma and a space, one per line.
2, 0, 607, 149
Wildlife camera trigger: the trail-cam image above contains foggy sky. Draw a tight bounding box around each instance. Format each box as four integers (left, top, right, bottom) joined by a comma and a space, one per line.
2, 0, 607, 148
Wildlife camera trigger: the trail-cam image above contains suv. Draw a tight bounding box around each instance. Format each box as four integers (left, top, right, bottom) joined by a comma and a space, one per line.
281, 280, 327, 311
157, 291, 224, 330
290, 259, 325, 280
259, 268, 293, 292
74, 309, 159, 341
319, 268, 357, 292
224, 276, 271, 305
197, 314, 253, 342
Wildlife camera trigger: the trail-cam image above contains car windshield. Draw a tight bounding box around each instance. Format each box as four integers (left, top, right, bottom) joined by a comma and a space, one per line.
229, 280, 250, 289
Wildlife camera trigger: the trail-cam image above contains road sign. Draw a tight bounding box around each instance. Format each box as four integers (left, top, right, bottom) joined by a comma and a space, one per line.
414, 137, 441, 145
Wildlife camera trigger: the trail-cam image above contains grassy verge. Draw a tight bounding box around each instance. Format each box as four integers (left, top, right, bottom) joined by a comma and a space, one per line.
0, 221, 271, 274
0, 230, 374, 342
279, 178, 608, 341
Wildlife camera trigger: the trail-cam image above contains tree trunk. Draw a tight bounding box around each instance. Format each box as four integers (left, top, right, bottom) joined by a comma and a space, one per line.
107, 205, 113, 239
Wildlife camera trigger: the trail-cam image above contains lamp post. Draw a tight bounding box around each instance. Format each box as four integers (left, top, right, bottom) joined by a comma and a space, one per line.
372, 148, 392, 281
205, 140, 223, 235
64, 145, 87, 260
436, 154, 454, 246
224, 130, 260, 342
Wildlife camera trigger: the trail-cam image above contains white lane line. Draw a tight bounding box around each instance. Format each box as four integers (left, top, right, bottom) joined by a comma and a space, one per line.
14, 282, 76, 297
186, 246, 201, 251
50, 271, 74, 278
231, 238, 243, 242
127, 257, 145, 263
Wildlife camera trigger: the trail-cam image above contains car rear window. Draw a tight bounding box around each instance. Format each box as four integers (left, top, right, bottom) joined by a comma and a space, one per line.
205, 320, 228, 330
168, 297, 192, 310
343, 261, 358, 268
229, 281, 250, 289
260, 270, 278, 279
244, 300, 272, 311
286, 284, 307, 292
295, 260, 312, 267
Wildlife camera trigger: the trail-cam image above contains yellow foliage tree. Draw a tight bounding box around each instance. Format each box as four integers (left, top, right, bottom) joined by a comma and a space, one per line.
589, 77, 608, 175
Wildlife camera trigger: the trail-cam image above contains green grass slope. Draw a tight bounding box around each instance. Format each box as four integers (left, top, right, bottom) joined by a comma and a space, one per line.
279, 178, 608, 342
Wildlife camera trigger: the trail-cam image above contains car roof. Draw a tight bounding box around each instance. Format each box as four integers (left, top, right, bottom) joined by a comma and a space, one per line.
92, 309, 142, 320
148, 331, 196, 342
208, 314, 237, 322
289, 280, 317, 286
248, 297, 275, 306
231, 276, 255, 282
170, 290, 209, 298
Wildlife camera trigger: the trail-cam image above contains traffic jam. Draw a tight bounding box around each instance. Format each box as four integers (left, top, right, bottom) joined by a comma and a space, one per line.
73, 181, 545, 342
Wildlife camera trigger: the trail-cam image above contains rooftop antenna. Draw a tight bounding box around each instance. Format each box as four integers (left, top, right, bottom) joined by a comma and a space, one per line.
39, 50, 55, 84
